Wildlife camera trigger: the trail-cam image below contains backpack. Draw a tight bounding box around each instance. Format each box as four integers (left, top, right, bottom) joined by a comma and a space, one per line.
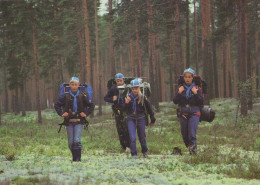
107, 77, 135, 90
177, 75, 215, 123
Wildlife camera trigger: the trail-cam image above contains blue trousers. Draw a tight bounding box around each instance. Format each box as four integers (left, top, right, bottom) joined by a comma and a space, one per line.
127, 114, 148, 156
66, 123, 83, 150
179, 107, 200, 149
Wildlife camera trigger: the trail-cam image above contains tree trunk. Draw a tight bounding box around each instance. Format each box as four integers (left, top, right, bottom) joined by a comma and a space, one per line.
21, 84, 26, 116
83, 0, 92, 85
3, 65, 8, 112
210, 0, 219, 98
201, 0, 211, 104
94, 0, 102, 115
238, 0, 248, 116
186, 0, 190, 68
129, 30, 135, 76
245, 6, 252, 110
194, 0, 199, 73
109, 0, 115, 77
167, 29, 174, 99
255, 0, 259, 95
32, 25, 42, 123
77, 30, 85, 83
174, 0, 183, 76
147, 0, 159, 111
135, 8, 142, 77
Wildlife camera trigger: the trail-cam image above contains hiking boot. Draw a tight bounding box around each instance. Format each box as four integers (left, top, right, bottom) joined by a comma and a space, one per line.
188, 145, 196, 155
71, 149, 76, 161
143, 152, 149, 158
131, 155, 138, 159
74, 149, 81, 162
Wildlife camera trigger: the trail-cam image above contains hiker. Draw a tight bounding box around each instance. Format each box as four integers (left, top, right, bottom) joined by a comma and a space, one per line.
104, 73, 130, 151
54, 77, 95, 162
173, 68, 204, 154
121, 78, 156, 158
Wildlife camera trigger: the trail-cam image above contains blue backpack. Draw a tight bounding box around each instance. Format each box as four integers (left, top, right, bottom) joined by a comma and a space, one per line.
59, 83, 93, 101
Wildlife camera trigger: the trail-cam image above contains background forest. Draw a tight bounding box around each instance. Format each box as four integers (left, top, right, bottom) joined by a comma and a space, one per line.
0, 0, 259, 122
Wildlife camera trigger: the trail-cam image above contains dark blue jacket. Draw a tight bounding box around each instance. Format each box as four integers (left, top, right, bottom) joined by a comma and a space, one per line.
54, 93, 95, 119
104, 85, 124, 105
173, 85, 204, 107
121, 94, 155, 122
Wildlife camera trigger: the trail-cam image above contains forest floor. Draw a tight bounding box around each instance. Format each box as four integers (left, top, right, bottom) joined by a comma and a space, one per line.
0, 98, 259, 185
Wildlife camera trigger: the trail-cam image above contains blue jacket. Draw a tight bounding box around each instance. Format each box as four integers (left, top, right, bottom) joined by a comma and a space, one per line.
54, 93, 95, 119
173, 85, 204, 107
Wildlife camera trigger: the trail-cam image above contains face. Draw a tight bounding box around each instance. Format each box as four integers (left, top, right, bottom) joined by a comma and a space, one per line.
69, 81, 80, 93
115, 78, 124, 86
184, 73, 193, 85
131, 86, 140, 96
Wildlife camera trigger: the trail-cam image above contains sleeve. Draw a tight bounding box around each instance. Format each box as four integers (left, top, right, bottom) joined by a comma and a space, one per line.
173, 89, 186, 105
54, 95, 66, 116
193, 89, 204, 106
83, 95, 95, 116
104, 86, 116, 103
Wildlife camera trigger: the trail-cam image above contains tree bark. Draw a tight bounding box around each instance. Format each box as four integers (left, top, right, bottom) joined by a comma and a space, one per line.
210, 0, 219, 98
94, 0, 102, 115
186, 0, 190, 68
83, 0, 92, 85
201, 0, 211, 104
109, 0, 115, 77
238, 0, 248, 116
255, 0, 259, 95
194, 0, 199, 73
3, 65, 8, 112
32, 25, 42, 123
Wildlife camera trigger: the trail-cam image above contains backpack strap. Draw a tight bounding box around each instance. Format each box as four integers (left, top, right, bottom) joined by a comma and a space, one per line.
78, 93, 84, 113
65, 93, 70, 113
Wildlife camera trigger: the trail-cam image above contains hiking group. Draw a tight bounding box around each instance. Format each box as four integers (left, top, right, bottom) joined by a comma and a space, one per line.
54, 68, 215, 162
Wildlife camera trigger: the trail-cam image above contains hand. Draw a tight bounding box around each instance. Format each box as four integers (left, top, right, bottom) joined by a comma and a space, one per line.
178, 86, 184, 94
113, 96, 118, 101
80, 112, 87, 117
191, 86, 198, 94
125, 96, 131, 104
61, 112, 69, 117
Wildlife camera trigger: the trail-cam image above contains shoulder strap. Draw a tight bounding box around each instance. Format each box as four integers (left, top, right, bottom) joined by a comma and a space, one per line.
65, 93, 70, 113
78, 93, 84, 113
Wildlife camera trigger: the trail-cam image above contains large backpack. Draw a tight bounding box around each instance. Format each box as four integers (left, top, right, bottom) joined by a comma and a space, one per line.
177, 75, 215, 122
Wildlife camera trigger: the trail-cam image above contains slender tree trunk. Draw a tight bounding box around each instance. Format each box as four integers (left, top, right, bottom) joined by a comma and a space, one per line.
109, 0, 115, 77
119, 45, 123, 72
167, 29, 174, 99
245, 6, 253, 110
147, 0, 159, 111
32, 25, 42, 123
94, 0, 102, 115
83, 0, 92, 85
174, 0, 183, 76
201, 0, 211, 104
210, 0, 219, 98
238, 0, 248, 116
21, 84, 26, 116
135, 8, 142, 77
255, 0, 259, 95
77, 30, 85, 83
186, 0, 190, 68
129, 31, 135, 76
3, 65, 8, 112
194, 0, 199, 73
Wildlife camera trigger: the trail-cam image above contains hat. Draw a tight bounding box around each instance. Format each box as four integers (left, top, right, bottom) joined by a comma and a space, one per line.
130, 78, 140, 87
183, 68, 195, 75
115, 73, 125, 79
69, 77, 80, 83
